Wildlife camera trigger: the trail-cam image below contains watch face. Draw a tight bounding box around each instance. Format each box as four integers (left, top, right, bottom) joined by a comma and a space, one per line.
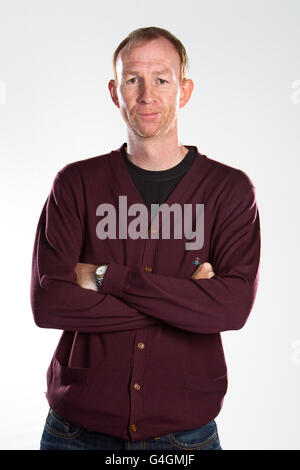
96, 265, 108, 276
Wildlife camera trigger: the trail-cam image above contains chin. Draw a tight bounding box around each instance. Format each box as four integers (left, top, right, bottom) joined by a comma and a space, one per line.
131, 124, 161, 138
135, 129, 162, 138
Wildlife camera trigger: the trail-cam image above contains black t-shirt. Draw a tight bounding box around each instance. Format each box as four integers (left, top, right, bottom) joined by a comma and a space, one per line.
121, 145, 196, 218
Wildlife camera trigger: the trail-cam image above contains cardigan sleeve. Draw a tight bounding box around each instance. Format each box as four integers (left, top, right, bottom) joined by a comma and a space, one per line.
102, 181, 261, 334
30, 170, 160, 333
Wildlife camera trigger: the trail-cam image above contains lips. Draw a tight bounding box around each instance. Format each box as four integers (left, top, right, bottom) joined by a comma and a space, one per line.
138, 113, 159, 119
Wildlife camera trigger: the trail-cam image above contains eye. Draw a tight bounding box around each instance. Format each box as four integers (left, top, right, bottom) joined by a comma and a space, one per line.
127, 77, 138, 84
157, 78, 168, 84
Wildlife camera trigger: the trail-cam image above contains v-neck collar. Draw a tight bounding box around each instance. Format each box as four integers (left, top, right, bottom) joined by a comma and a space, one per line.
121, 144, 196, 181
108, 142, 207, 227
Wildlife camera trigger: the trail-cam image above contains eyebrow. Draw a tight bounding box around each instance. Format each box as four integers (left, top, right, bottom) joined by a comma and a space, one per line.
122, 69, 171, 76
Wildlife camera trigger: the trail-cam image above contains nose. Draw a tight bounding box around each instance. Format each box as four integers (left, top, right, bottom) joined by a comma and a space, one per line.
137, 80, 156, 104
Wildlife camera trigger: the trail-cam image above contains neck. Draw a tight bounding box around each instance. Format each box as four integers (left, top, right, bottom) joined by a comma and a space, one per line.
125, 133, 188, 171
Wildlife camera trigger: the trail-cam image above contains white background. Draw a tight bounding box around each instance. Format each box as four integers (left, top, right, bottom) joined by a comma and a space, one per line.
0, 0, 299, 450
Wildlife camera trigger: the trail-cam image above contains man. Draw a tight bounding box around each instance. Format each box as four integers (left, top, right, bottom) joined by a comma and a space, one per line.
30, 27, 261, 450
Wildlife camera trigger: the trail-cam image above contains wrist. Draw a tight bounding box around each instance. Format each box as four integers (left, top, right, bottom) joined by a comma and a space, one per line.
95, 264, 109, 292
100, 262, 130, 298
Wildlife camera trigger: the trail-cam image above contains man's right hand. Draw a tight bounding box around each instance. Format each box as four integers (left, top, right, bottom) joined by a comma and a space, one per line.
192, 262, 215, 279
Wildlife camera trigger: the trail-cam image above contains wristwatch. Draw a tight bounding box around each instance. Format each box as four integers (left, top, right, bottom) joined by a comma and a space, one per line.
95, 264, 108, 292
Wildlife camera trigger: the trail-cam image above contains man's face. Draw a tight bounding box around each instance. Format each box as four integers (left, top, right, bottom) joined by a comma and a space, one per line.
111, 37, 186, 139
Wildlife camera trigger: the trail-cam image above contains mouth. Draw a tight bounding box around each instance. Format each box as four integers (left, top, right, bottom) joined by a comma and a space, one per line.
137, 113, 159, 119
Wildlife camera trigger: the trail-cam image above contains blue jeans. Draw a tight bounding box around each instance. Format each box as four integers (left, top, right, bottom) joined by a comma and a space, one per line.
40, 408, 222, 450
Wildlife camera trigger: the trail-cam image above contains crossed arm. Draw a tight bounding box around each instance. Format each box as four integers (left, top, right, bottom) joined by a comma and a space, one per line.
30, 171, 260, 334
74, 261, 215, 291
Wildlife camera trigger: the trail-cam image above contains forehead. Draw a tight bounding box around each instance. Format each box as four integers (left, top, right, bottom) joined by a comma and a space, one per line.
116, 37, 181, 76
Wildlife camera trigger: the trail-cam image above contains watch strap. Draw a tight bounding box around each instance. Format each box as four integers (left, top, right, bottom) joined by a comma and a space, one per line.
95, 274, 104, 292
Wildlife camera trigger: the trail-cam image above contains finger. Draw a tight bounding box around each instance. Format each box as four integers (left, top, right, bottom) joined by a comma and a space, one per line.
199, 262, 214, 271
193, 262, 213, 277
192, 269, 215, 279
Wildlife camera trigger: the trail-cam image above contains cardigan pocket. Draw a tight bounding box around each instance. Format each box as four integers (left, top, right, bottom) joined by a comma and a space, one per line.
46, 356, 91, 416
52, 357, 90, 385
184, 374, 228, 394
47, 332, 91, 386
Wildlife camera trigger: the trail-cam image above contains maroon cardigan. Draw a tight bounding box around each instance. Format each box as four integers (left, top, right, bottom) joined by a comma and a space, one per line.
30, 143, 261, 440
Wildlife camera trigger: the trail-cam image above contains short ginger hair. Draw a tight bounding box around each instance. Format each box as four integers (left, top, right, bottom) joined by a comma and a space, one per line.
112, 26, 189, 84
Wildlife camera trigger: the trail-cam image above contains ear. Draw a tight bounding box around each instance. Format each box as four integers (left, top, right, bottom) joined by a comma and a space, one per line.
108, 79, 120, 108
179, 79, 194, 109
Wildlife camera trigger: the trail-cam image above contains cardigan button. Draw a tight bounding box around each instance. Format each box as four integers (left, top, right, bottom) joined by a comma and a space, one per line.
129, 424, 138, 432
144, 266, 152, 273
133, 383, 141, 391
137, 342, 145, 350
